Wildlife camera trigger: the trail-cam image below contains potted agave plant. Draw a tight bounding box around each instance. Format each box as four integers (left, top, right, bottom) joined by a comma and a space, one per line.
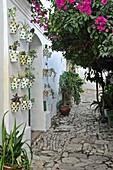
0, 111, 33, 170
28, 98, 35, 110
19, 21, 30, 40
26, 28, 35, 42
25, 67, 35, 88
9, 41, 20, 62
10, 93, 21, 112
20, 94, 28, 110
27, 49, 37, 65
19, 51, 28, 66
8, 7, 19, 34
10, 75, 21, 90
18, 72, 29, 89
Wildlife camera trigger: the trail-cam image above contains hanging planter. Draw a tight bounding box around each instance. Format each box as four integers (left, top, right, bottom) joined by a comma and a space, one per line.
11, 102, 20, 112
27, 56, 34, 65
43, 48, 49, 56
19, 21, 30, 40
21, 78, 29, 89
28, 98, 35, 110
26, 32, 34, 42
8, 7, 18, 34
19, 51, 28, 66
27, 50, 37, 65
43, 69, 48, 76
10, 77, 21, 90
10, 93, 21, 112
9, 21, 19, 34
43, 91, 48, 97
9, 50, 19, 62
20, 94, 28, 110
28, 80, 34, 88
21, 100, 28, 110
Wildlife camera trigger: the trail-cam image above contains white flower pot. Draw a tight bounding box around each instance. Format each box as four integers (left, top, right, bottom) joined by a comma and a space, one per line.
26, 32, 34, 42
9, 50, 19, 63
27, 56, 34, 65
11, 102, 20, 112
21, 78, 29, 89
28, 100, 33, 110
20, 28, 27, 39
19, 55, 28, 66
11, 78, 20, 90
9, 21, 18, 34
21, 100, 28, 110
28, 80, 34, 88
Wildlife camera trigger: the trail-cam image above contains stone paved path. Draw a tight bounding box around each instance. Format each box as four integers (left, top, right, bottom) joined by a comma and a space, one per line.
31, 90, 113, 170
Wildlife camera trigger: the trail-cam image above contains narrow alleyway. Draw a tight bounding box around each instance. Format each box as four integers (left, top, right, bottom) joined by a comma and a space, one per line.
31, 90, 113, 170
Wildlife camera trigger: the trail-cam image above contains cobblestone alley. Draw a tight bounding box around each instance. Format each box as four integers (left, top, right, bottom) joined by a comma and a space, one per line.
31, 90, 113, 170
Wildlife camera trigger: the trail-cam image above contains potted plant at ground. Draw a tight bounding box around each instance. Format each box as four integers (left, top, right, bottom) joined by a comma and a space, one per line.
10, 75, 21, 90
10, 93, 21, 112
19, 51, 28, 66
20, 94, 28, 110
9, 41, 20, 62
19, 21, 30, 39
28, 98, 35, 110
59, 69, 84, 115
43, 62, 48, 76
0, 111, 33, 170
8, 7, 19, 34
24, 67, 35, 88
26, 28, 35, 42
27, 49, 37, 65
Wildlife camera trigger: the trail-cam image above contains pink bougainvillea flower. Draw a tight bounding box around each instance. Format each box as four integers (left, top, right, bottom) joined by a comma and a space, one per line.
112, 30, 113, 33
101, 0, 107, 4
105, 28, 108, 32
55, 0, 61, 4
57, 5, 61, 10
61, 0, 66, 6
70, 0, 75, 4
64, 6, 67, 9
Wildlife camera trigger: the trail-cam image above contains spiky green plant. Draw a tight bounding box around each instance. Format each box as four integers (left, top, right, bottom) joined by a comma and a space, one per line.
0, 111, 33, 169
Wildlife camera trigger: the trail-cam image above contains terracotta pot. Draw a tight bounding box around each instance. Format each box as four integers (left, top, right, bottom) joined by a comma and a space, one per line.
60, 106, 71, 116
3, 165, 21, 170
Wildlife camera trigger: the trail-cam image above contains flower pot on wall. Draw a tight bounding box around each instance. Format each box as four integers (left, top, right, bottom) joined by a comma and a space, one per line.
20, 28, 27, 39
43, 48, 49, 56
28, 80, 34, 88
21, 78, 29, 89
11, 102, 20, 112
3, 165, 22, 170
11, 78, 20, 90
43, 91, 48, 97
27, 56, 34, 65
21, 100, 28, 110
9, 50, 19, 62
43, 69, 48, 76
28, 100, 33, 110
19, 55, 28, 66
9, 21, 18, 34
26, 32, 34, 42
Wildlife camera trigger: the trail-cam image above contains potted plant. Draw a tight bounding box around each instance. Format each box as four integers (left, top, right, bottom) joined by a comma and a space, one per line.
19, 51, 28, 66
9, 41, 20, 63
43, 84, 55, 99
59, 69, 84, 115
18, 72, 29, 89
28, 98, 35, 110
8, 7, 19, 34
24, 67, 35, 88
20, 94, 28, 110
27, 49, 37, 65
10, 93, 21, 112
10, 75, 21, 90
0, 111, 33, 170
43, 45, 49, 56
43, 62, 48, 76
26, 28, 35, 42
19, 21, 30, 40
